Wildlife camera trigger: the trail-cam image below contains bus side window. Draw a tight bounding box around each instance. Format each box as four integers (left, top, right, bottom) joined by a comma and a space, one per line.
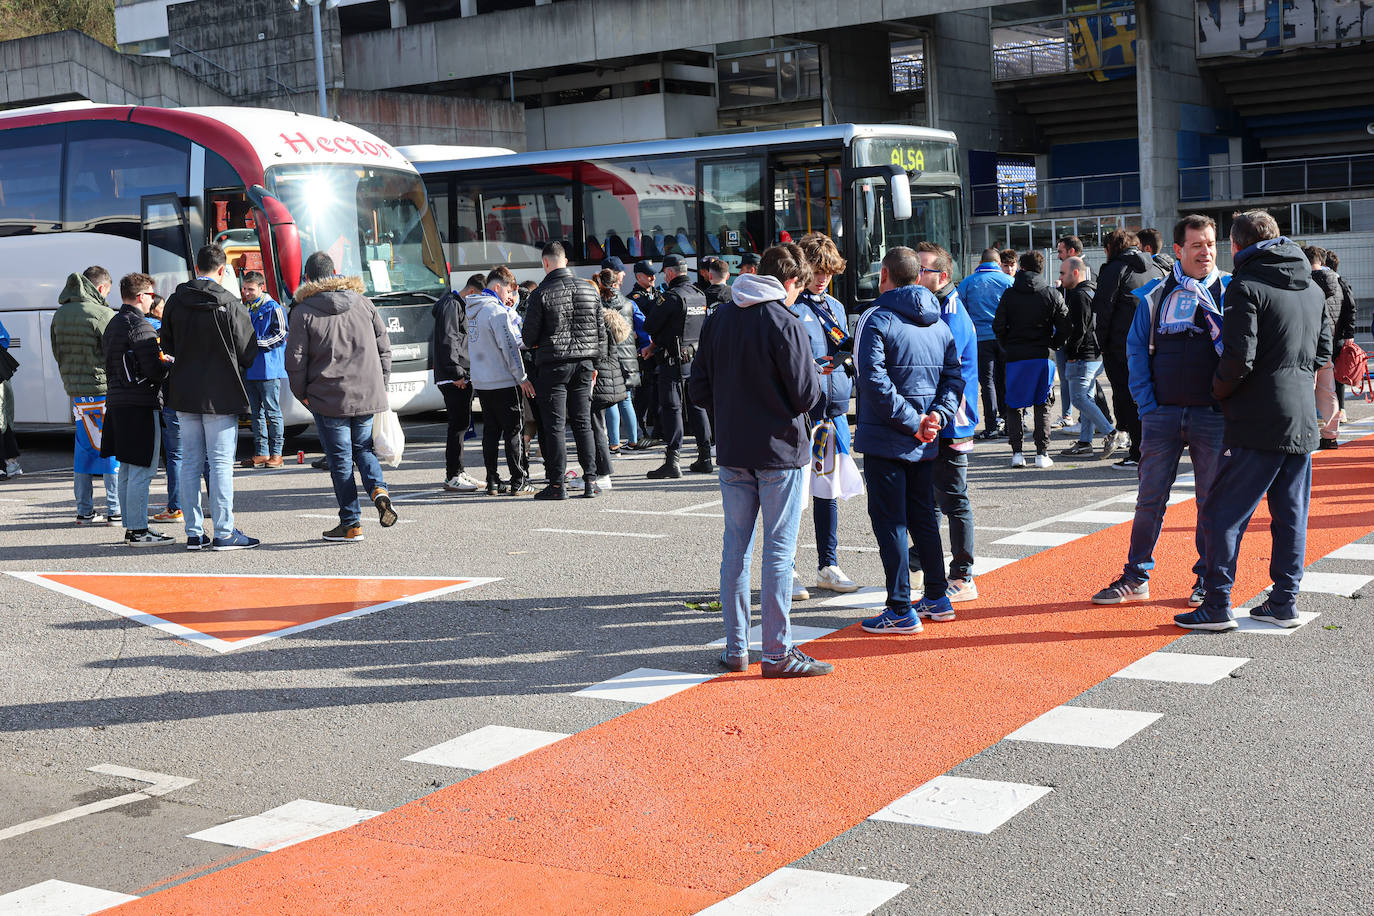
64, 122, 189, 238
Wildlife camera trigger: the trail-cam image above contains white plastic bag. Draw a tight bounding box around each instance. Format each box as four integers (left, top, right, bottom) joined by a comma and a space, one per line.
372, 409, 405, 468
809, 419, 865, 501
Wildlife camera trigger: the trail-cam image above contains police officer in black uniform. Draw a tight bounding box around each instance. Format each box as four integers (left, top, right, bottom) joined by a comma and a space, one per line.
628, 259, 662, 447
642, 254, 713, 478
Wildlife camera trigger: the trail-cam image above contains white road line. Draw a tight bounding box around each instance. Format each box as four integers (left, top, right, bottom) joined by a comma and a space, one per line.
534, 528, 665, 539
604, 497, 724, 519
696, 868, 908, 916
1004, 706, 1162, 749
0, 879, 137, 915
0, 765, 195, 842
870, 775, 1052, 835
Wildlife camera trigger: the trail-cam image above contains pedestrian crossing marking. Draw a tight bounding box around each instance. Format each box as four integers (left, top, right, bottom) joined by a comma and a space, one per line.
7, 572, 497, 653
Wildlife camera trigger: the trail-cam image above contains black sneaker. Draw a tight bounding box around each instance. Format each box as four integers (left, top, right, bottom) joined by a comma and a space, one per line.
718, 651, 749, 673
761, 647, 834, 678
311, 456, 329, 469
1189, 580, 1207, 607
1092, 576, 1149, 604
1112, 458, 1139, 470
689, 458, 714, 474
105, 513, 121, 526
75, 513, 99, 525
1174, 609, 1238, 631
507, 480, 535, 495
1317, 438, 1339, 450
582, 478, 600, 498
373, 490, 397, 527
486, 478, 508, 496
322, 523, 364, 542
1061, 441, 1094, 457
127, 529, 174, 547
187, 534, 210, 551
533, 484, 568, 500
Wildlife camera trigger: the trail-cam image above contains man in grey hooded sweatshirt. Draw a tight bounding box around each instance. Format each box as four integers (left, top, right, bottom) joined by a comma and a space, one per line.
466, 266, 535, 495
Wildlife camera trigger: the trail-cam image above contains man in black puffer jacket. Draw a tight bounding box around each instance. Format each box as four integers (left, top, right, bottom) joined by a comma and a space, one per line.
993, 251, 1070, 467
1181, 211, 1331, 632
1058, 257, 1119, 459
101, 272, 173, 547
522, 241, 606, 499
1092, 230, 1164, 469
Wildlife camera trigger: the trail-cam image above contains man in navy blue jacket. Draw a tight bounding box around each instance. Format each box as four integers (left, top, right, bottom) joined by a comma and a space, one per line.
853, 247, 965, 634
689, 243, 832, 678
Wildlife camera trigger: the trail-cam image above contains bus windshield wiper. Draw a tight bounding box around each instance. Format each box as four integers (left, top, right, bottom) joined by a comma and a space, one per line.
371, 290, 439, 302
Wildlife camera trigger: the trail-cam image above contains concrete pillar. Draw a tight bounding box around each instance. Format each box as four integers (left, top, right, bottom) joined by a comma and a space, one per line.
1136, 0, 1207, 229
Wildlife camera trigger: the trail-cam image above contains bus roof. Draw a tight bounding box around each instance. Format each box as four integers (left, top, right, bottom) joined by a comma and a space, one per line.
0, 103, 414, 185
407, 123, 958, 174
396, 144, 516, 162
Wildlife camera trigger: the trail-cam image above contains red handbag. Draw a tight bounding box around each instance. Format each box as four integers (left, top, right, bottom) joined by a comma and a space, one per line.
1334, 338, 1369, 395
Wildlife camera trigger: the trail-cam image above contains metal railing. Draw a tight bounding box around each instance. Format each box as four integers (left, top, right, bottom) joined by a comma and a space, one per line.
971, 172, 1141, 217
1179, 154, 1374, 203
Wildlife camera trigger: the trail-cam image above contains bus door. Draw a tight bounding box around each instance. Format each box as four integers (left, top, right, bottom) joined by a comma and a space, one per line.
770, 156, 843, 245
696, 157, 766, 272
140, 194, 194, 299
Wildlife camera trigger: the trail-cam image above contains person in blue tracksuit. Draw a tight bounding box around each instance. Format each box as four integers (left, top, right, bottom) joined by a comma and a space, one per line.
794, 233, 859, 599
916, 242, 980, 605
852, 246, 964, 636
957, 248, 1013, 438
241, 270, 288, 467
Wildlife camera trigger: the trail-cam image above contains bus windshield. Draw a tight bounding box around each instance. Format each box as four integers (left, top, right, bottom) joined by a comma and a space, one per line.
265, 164, 448, 298
853, 177, 962, 301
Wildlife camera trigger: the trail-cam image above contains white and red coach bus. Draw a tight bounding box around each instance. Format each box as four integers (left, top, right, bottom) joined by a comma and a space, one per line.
0, 102, 449, 427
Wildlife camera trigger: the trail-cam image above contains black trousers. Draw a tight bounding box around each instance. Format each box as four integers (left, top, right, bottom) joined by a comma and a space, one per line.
976, 338, 1006, 430
534, 358, 597, 484
657, 363, 711, 460
1102, 350, 1141, 461
1007, 403, 1051, 455
635, 358, 659, 436
439, 382, 473, 478
477, 386, 528, 486
589, 403, 615, 477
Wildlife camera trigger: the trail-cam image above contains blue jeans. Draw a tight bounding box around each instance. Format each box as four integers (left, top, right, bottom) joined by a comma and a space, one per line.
116, 417, 160, 531
1067, 360, 1114, 443
245, 378, 285, 457
812, 497, 838, 570
1202, 447, 1311, 617
718, 465, 807, 660
1124, 405, 1225, 582
314, 413, 386, 526
160, 407, 181, 512
933, 440, 974, 581
604, 398, 638, 448
177, 412, 239, 540
74, 473, 119, 518
865, 453, 948, 608
1055, 349, 1071, 418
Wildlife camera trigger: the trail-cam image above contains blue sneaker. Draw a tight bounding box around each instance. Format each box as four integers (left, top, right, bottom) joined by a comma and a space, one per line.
1249, 600, 1301, 629
1173, 609, 1237, 631
861, 607, 923, 634
211, 529, 261, 551
915, 595, 957, 622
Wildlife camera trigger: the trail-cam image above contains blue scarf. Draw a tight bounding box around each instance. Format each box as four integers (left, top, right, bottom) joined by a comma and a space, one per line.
1161, 260, 1224, 356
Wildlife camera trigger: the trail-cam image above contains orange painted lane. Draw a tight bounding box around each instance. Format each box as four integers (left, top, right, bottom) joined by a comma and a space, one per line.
33, 575, 475, 643
112, 438, 1374, 914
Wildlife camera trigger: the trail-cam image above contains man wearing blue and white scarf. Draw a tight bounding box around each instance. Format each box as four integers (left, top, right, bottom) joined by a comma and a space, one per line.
1090, 215, 1231, 608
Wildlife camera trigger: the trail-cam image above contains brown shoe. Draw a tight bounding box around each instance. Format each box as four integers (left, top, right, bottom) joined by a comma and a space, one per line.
322, 523, 364, 542
243, 455, 268, 468
265, 455, 284, 468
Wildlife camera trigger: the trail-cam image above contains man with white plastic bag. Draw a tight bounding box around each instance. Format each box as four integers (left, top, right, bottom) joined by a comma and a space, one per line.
285, 252, 398, 542
372, 409, 405, 469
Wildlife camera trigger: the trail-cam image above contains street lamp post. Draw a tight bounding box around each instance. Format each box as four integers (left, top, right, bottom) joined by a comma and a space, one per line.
291, 0, 338, 119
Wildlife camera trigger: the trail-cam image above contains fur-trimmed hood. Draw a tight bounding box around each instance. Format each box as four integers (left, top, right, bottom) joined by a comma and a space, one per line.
603, 306, 630, 344
293, 275, 367, 304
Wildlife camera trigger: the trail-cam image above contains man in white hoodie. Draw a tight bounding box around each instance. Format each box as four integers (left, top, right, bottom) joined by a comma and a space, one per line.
466, 266, 535, 495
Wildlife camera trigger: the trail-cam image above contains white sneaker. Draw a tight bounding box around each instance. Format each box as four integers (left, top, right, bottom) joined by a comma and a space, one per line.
4, 459, 20, 476
1010, 452, 1027, 468
126, 530, 175, 547
946, 578, 979, 602
792, 571, 810, 602
816, 565, 859, 593
1034, 454, 1054, 469
1339, 409, 1348, 423
1061, 422, 1080, 435
443, 474, 481, 492
598, 475, 613, 491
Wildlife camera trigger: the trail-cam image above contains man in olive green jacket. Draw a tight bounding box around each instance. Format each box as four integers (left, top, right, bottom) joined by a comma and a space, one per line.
51, 266, 122, 524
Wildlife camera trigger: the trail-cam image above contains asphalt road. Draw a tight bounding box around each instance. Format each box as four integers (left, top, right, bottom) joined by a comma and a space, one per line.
0, 405, 1370, 914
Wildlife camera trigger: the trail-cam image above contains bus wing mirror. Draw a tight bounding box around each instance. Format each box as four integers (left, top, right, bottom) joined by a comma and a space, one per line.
248, 185, 303, 297
886, 164, 913, 221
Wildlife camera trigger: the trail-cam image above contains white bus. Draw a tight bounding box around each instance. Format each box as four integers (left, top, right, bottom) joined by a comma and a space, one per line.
1, 102, 450, 428
404, 124, 965, 309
